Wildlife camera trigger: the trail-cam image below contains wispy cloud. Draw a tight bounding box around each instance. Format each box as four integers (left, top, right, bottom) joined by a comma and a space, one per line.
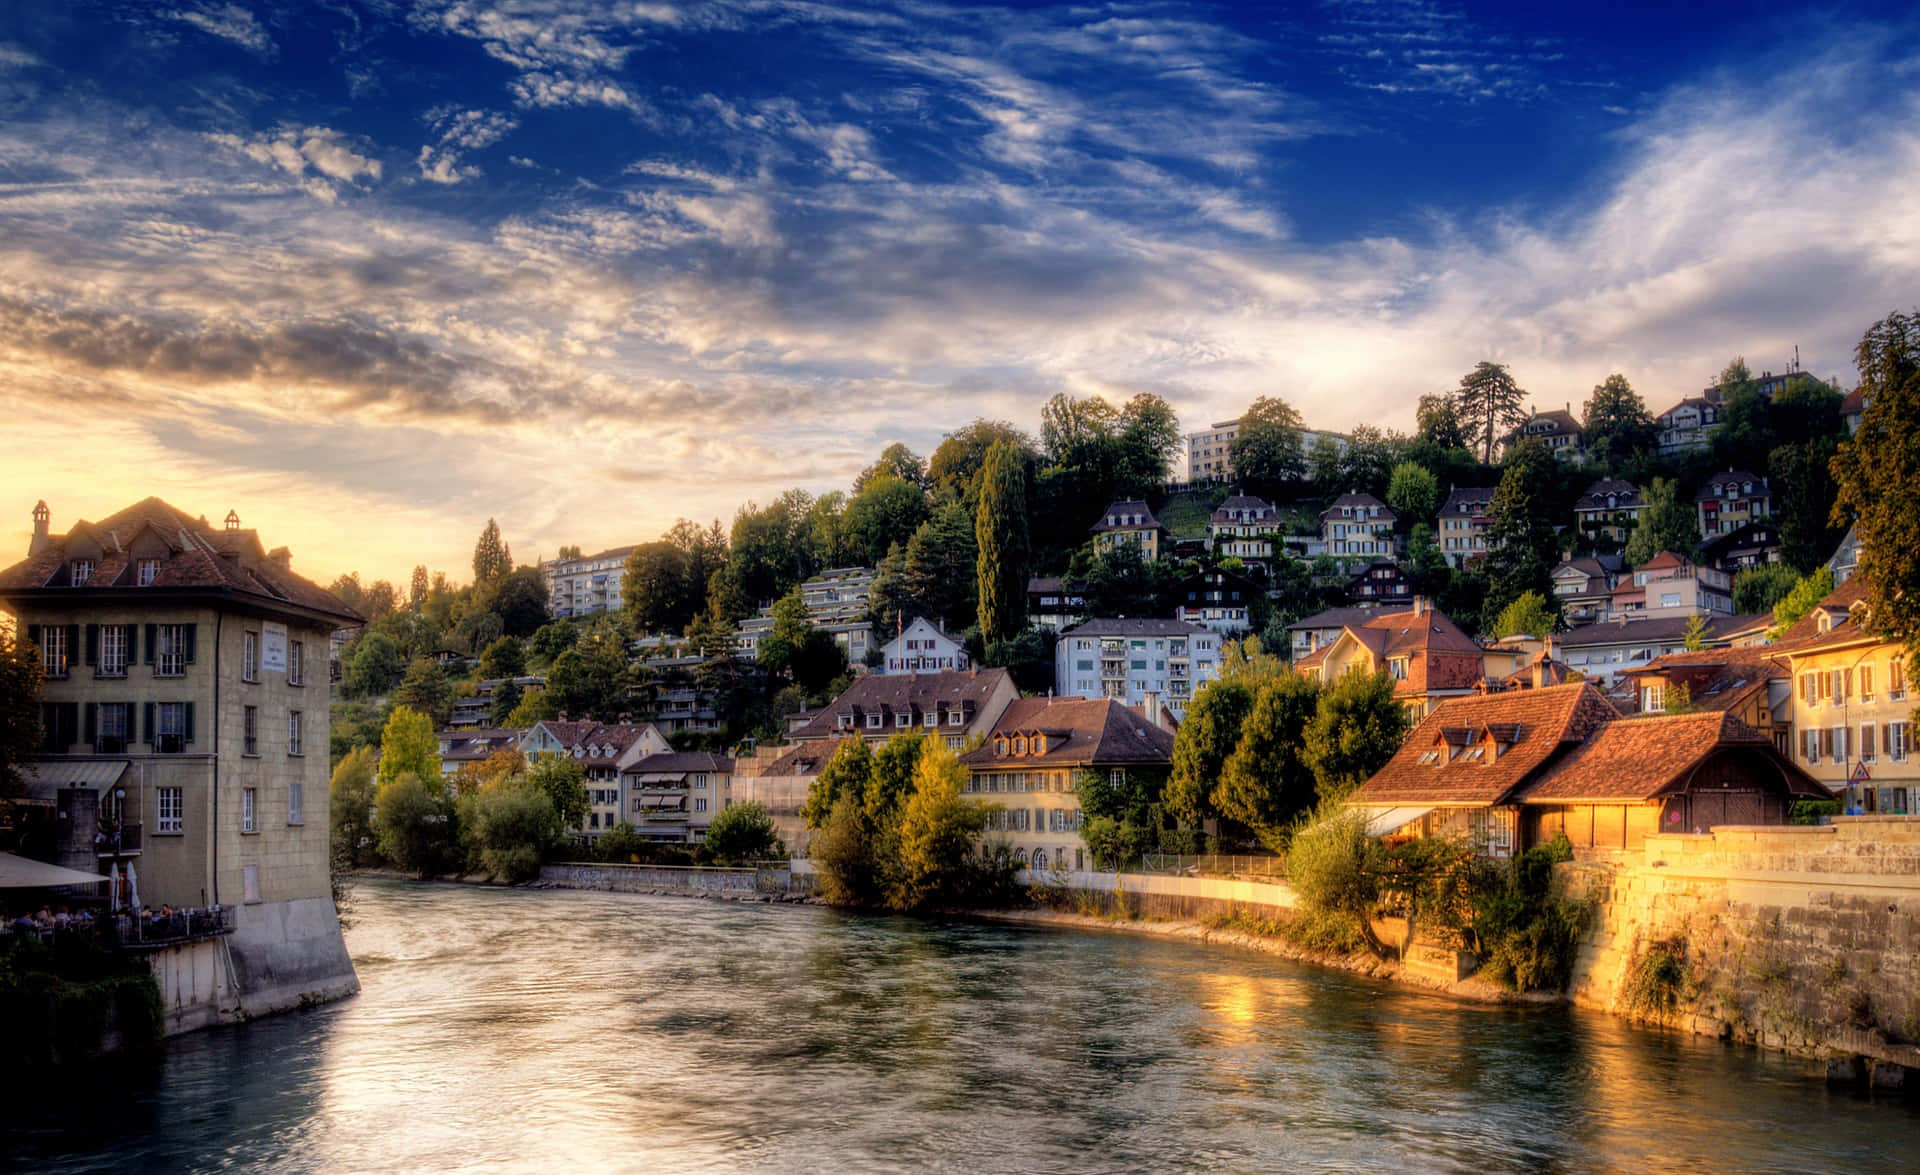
416, 108, 518, 184
168, 3, 276, 57
208, 124, 382, 201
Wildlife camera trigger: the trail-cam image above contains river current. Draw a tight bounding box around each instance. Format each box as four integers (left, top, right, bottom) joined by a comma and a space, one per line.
6, 878, 1919, 1173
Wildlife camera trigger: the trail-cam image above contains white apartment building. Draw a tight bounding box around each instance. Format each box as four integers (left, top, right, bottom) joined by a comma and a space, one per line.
1054, 618, 1220, 717
737, 566, 878, 665
542, 546, 637, 618
1185, 417, 1348, 483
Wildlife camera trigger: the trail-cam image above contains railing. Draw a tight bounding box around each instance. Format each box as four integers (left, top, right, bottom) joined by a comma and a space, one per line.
96, 822, 141, 856
119, 904, 235, 949
1137, 853, 1287, 880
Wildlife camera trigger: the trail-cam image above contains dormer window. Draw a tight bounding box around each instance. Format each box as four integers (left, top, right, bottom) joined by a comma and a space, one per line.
895, 712, 912, 728
949, 711, 965, 727
1012, 736, 1028, 755
70, 559, 93, 586
996, 738, 1010, 754
923, 711, 938, 727
837, 713, 854, 730
1416, 750, 1441, 764
137, 558, 159, 586
866, 713, 883, 729
1033, 735, 1048, 754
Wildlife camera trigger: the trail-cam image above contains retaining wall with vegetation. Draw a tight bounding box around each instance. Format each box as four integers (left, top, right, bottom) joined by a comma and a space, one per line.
540, 862, 795, 897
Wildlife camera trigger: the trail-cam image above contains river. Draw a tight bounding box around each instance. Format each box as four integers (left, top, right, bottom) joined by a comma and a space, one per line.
6, 878, 1919, 1173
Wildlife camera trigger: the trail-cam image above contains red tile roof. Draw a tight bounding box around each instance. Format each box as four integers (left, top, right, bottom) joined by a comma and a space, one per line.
790, 668, 1014, 741
1519, 711, 1827, 802
1347, 683, 1618, 806
960, 697, 1174, 770
1623, 647, 1787, 713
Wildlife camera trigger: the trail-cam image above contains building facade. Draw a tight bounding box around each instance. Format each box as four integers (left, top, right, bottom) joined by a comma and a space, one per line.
1695, 471, 1772, 541
1498, 408, 1585, 463
1436, 486, 1496, 568
620, 752, 736, 843
1206, 494, 1277, 564
1090, 500, 1166, 562
1320, 492, 1396, 559
875, 616, 970, 675
1608, 551, 1733, 619
737, 566, 878, 665
1572, 479, 1644, 547
1026, 576, 1086, 632
3, 498, 360, 1018
542, 546, 637, 618
1172, 566, 1261, 634
1781, 591, 1915, 815
1054, 619, 1220, 717
1292, 599, 1484, 718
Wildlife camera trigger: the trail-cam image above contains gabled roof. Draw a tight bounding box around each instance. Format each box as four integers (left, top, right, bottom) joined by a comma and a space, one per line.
789, 668, 1014, 740
1624, 647, 1788, 712
1090, 499, 1161, 532
1556, 614, 1739, 648
1655, 393, 1717, 421
1209, 494, 1276, 523
1320, 491, 1395, 521
1438, 486, 1496, 513
1520, 711, 1828, 803
959, 697, 1174, 769
0, 497, 361, 624
1062, 618, 1207, 638
1503, 409, 1582, 441
1775, 576, 1871, 645
1286, 606, 1384, 633
625, 751, 732, 775
1694, 471, 1767, 499
1347, 683, 1619, 807
1574, 479, 1643, 511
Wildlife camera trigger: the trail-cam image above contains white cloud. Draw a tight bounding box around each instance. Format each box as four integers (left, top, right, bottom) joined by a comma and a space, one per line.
168, 4, 276, 57
209, 125, 382, 199
416, 109, 518, 184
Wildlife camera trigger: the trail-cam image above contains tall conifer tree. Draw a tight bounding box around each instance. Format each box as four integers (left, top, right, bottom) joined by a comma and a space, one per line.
975, 440, 1030, 643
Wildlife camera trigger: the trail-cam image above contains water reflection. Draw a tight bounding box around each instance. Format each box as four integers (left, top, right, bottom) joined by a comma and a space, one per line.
5, 879, 1918, 1174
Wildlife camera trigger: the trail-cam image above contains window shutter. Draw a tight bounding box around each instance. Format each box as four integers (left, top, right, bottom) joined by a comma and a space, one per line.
143, 702, 155, 744
85, 703, 96, 745
184, 703, 195, 745
85, 624, 98, 666
126, 624, 140, 663
145, 624, 157, 665
66, 624, 80, 663
25, 625, 40, 651
184, 624, 197, 664
1885, 724, 1894, 755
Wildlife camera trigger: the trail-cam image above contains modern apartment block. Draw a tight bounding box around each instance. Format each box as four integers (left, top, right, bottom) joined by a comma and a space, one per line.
1184, 417, 1348, 484
736, 566, 878, 665
542, 546, 638, 618
1053, 618, 1220, 717
1, 498, 361, 1021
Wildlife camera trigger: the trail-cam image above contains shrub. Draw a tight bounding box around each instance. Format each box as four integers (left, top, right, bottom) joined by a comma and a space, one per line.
1471, 838, 1593, 992
810, 794, 882, 907
466, 784, 561, 883
373, 772, 458, 876
704, 801, 784, 864
1285, 807, 1387, 956
1622, 935, 1688, 1014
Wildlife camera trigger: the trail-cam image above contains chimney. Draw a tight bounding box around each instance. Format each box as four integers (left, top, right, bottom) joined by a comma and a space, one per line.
267, 546, 291, 569
1143, 690, 1161, 728
29, 501, 51, 556
1411, 595, 1426, 617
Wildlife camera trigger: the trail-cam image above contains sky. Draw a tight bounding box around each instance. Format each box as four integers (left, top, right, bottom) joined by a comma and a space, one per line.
2, 1, 1917, 587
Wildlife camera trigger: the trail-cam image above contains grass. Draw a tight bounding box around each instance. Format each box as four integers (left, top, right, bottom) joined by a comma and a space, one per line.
1154, 488, 1226, 539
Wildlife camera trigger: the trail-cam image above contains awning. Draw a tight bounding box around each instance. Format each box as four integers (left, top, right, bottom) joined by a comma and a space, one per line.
1360, 806, 1435, 836
18, 760, 129, 801
0, 852, 111, 889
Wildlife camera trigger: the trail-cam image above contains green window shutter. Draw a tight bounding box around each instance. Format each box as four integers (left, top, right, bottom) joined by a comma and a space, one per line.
66, 624, 80, 664
145, 624, 157, 665
126, 624, 140, 663
85, 624, 99, 666
184, 702, 195, 745
184, 624, 197, 664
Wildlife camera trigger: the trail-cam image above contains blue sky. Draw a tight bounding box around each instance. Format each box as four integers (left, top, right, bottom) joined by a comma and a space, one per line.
2, 1, 1917, 583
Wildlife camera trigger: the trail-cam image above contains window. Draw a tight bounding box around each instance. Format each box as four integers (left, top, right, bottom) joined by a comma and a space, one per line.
1891, 659, 1907, 699
157, 787, 183, 834
96, 702, 130, 753
288, 780, 304, 825
1660, 593, 1681, 608
242, 864, 260, 904
1803, 729, 1819, 765
866, 714, 882, 729
289, 640, 304, 686
693, 774, 708, 789
241, 787, 257, 833
288, 711, 303, 756
243, 706, 259, 755
1891, 722, 1909, 763
156, 702, 188, 753
137, 558, 160, 586
1832, 726, 1848, 763
156, 624, 189, 677
895, 713, 911, 728
94, 624, 127, 677
243, 631, 259, 682
1641, 685, 1665, 713
40, 626, 68, 678
70, 559, 93, 586
923, 711, 938, 727
1108, 768, 1127, 788
1861, 724, 1877, 764
693, 797, 708, 813
1861, 665, 1875, 701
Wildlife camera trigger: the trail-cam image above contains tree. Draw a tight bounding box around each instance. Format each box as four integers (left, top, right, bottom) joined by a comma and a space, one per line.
1063, 540, 1169, 621
374, 773, 456, 876
1833, 310, 1920, 658
1040, 392, 1120, 472
885, 740, 989, 910
791, 627, 849, 699
975, 440, 1031, 643
529, 621, 578, 662
810, 794, 881, 906
1304, 669, 1409, 802
727, 492, 817, 605
329, 572, 366, 615
1227, 395, 1307, 490
479, 636, 527, 681
473, 518, 511, 583
803, 737, 874, 828
1768, 566, 1836, 639
1385, 462, 1440, 526
1489, 590, 1557, 640
505, 686, 558, 728
1581, 374, 1656, 471
1733, 563, 1801, 616
703, 801, 783, 863
1338, 425, 1405, 500
1218, 634, 1286, 685
1623, 477, 1701, 566
1113, 393, 1181, 494
854, 442, 929, 494
392, 656, 453, 727
343, 632, 403, 698
929, 419, 1034, 498
1286, 808, 1387, 956
1480, 441, 1560, 630
0, 624, 43, 800
481, 566, 551, 637
1165, 681, 1253, 827
546, 627, 630, 720
1682, 612, 1709, 652
757, 587, 814, 681
1710, 357, 1771, 473
864, 733, 926, 826
488, 679, 525, 727
465, 784, 560, 882
1416, 392, 1472, 452
1214, 674, 1322, 846
409, 565, 430, 611
843, 473, 931, 567
377, 705, 441, 788
1770, 436, 1844, 572
526, 754, 590, 830
1454, 361, 1529, 463
329, 746, 377, 867
362, 580, 399, 619
899, 501, 979, 631
623, 541, 695, 635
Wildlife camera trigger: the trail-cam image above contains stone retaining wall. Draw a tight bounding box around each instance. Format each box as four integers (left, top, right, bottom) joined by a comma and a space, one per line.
540, 862, 786, 896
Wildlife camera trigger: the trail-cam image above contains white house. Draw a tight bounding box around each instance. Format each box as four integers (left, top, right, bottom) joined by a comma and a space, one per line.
876, 616, 970, 675
1054, 618, 1221, 718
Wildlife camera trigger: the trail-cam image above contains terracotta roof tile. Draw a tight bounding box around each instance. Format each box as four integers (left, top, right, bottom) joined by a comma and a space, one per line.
790, 668, 1013, 741
1348, 683, 1618, 807
1519, 711, 1826, 802
959, 697, 1174, 769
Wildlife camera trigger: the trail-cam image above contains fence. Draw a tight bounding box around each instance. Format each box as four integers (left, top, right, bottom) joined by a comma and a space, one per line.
1137, 853, 1286, 880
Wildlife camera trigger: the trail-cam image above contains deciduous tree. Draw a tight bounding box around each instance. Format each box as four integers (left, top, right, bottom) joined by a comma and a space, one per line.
526, 754, 590, 830
1489, 590, 1557, 640
703, 801, 783, 863
1227, 395, 1307, 490
1165, 681, 1253, 827
1215, 674, 1321, 846
328, 746, 377, 867
886, 740, 990, 910
1581, 373, 1657, 471
1385, 462, 1441, 526
479, 636, 527, 681
376, 705, 441, 788
0, 624, 43, 800
1733, 563, 1801, 616
1480, 441, 1561, 630
1622, 477, 1701, 566
344, 632, 403, 698
1304, 669, 1409, 802
1833, 311, 1920, 660
392, 656, 453, 727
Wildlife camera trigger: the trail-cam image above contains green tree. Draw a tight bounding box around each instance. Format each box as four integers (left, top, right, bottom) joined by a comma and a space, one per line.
376, 705, 441, 788
1218, 634, 1286, 685
1682, 612, 1709, 652
1480, 441, 1560, 629
1489, 590, 1557, 640
803, 737, 875, 828
1832, 311, 1920, 658
529, 621, 578, 662
1455, 361, 1529, 464
1287, 807, 1388, 956
1040, 392, 1120, 473
1770, 436, 1844, 572
465, 784, 562, 881
488, 679, 524, 727
328, 746, 377, 866
1227, 395, 1307, 490
727, 491, 818, 605
1165, 681, 1253, 827
900, 501, 979, 631
546, 626, 630, 720
843, 474, 931, 567
526, 754, 590, 830
1581, 373, 1657, 471
472, 517, 511, 583
479, 636, 527, 681
1710, 357, 1773, 473
1385, 461, 1441, 526
854, 442, 929, 494
505, 686, 558, 728
757, 587, 814, 681
791, 627, 849, 699
703, 801, 784, 863
810, 793, 881, 906
1113, 393, 1181, 495
409, 565, 430, 611
1416, 392, 1472, 451
928, 419, 1036, 499
1623, 477, 1701, 566
974, 439, 1031, 643
479, 566, 551, 638
1733, 563, 1801, 616
1304, 669, 1409, 802
373, 772, 456, 876
343, 631, 403, 699
1063, 540, 1169, 621
885, 740, 990, 910
623, 540, 695, 635
0, 624, 43, 800
1768, 566, 1836, 639
392, 656, 453, 727
1215, 674, 1322, 846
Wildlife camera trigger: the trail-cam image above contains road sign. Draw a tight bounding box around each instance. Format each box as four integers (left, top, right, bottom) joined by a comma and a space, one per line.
1850, 760, 1872, 784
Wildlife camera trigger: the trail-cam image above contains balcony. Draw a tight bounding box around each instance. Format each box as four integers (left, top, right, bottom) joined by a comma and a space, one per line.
120, 904, 235, 950
96, 822, 141, 857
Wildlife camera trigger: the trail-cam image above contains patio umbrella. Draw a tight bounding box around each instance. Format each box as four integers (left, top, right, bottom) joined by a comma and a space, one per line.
0, 851, 111, 889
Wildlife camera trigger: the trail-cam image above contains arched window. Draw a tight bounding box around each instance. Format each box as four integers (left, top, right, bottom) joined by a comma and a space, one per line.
1031, 849, 1048, 870
1013, 848, 1028, 866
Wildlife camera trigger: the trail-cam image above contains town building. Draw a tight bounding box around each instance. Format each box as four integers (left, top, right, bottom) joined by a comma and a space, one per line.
1054, 619, 1221, 717
620, 751, 735, 843
1292, 599, 1484, 719
542, 546, 637, 618
1172, 566, 1262, 634
959, 696, 1176, 870
2, 498, 361, 1019
737, 566, 878, 666
1497, 408, 1585, 463
876, 616, 970, 675
1285, 606, 1383, 662
786, 668, 1020, 751
1344, 683, 1828, 856
1608, 552, 1733, 619
1320, 491, 1396, 559
1623, 647, 1793, 759
1346, 559, 1414, 607
1778, 580, 1915, 815
1654, 392, 1723, 458
1572, 479, 1644, 548
630, 654, 724, 736
1207, 494, 1277, 565
449, 675, 544, 729
1553, 613, 1747, 684
1695, 471, 1772, 541
436, 727, 526, 780
1090, 500, 1167, 562
1183, 418, 1347, 484
1827, 525, 1861, 585
1026, 576, 1086, 632
1436, 486, 1496, 568
1841, 387, 1868, 434
1699, 520, 1782, 573
1548, 556, 1621, 625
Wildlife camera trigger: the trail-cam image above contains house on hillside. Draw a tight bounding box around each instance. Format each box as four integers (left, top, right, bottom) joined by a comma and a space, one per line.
1285, 606, 1382, 661
875, 616, 970, 675
1347, 559, 1413, 607
620, 751, 735, 844
1548, 556, 1621, 625
1207, 494, 1277, 565
1572, 479, 1643, 547
1436, 486, 1496, 568
1695, 471, 1772, 541
1609, 552, 1732, 619
1321, 491, 1396, 559
1699, 520, 1782, 573
1553, 613, 1750, 685
1292, 598, 1484, 719
1344, 683, 1829, 856
1054, 618, 1220, 717
1778, 579, 1917, 815
1498, 408, 1585, 463
1655, 392, 1723, 458
542, 546, 638, 618
786, 668, 1020, 751
1026, 576, 1086, 632
1172, 566, 1262, 634
1091, 499, 1167, 561
1623, 646, 1793, 758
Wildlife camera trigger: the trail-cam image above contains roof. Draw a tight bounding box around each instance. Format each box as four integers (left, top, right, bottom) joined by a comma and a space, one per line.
1694, 471, 1767, 499
1841, 388, 1867, 415
1520, 711, 1827, 803
1347, 684, 1619, 807
1556, 614, 1739, 648
1209, 494, 1276, 523
441, 729, 527, 763
1090, 499, 1161, 532
760, 740, 836, 778
1656, 393, 1717, 420
1776, 576, 1871, 645
1321, 491, 1395, 521
1624, 646, 1788, 712
1439, 486, 1496, 513
1286, 606, 1385, 633
0, 497, 361, 624
1061, 618, 1207, 638
1504, 409, 1582, 440
959, 697, 1175, 769
1574, 479, 1642, 511
789, 668, 1014, 740
625, 751, 732, 775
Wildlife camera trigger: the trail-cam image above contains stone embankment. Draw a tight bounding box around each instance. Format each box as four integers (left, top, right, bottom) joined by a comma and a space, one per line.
535, 861, 814, 904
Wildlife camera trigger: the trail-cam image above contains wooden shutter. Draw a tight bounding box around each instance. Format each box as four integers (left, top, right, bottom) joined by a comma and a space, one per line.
183, 624, 197, 664
126, 624, 140, 664
184, 703, 195, 744
85, 702, 97, 745
143, 702, 155, 744
85, 624, 98, 666
145, 624, 157, 665
65, 624, 80, 666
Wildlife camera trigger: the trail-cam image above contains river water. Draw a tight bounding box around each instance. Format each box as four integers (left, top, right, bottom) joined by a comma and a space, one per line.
7, 878, 1919, 1173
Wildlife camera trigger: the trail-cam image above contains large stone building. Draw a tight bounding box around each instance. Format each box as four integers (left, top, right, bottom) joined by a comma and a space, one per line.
1053, 618, 1221, 717
1320, 491, 1395, 559
542, 546, 637, 618
2, 498, 361, 1019
1777, 580, 1915, 815
1090, 500, 1167, 562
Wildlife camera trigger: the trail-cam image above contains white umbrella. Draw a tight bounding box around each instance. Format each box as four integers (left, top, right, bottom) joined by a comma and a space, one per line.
0, 851, 112, 889
125, 861, 140, 910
